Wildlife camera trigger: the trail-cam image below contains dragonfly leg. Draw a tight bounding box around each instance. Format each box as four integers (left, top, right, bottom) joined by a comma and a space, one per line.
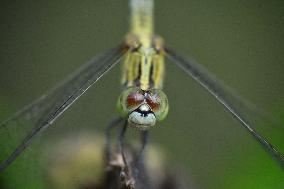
117, 120, 128, 168
117, 121, 137, 188
134, 131, 149, 178
105, 118, 136, 188
105, 118, 129, 172
105, 117, 124, 161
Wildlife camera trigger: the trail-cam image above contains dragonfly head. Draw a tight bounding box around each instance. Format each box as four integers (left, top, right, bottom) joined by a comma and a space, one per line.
117, 87, 169, 130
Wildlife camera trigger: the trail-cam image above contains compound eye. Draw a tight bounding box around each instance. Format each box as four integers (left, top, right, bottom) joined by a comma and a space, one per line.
117, 87, 144, 117
127, 91, 144, 108
146, 94, 161, 111
147, 89, 169, 121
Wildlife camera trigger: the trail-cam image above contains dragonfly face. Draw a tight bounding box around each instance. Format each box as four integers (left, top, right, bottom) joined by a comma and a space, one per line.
117, 87, 168, 130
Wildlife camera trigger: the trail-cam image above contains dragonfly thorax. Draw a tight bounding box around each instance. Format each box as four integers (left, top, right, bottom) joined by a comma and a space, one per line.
122, 34, 165, 91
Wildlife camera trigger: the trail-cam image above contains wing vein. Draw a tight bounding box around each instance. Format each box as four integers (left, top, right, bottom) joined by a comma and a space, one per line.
0, 44, 127, 171
165, 46, 284, 169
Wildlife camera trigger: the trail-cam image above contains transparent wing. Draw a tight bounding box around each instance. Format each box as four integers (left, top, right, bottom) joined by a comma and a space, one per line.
165, 46, 284, 168
0, 43, 128, 171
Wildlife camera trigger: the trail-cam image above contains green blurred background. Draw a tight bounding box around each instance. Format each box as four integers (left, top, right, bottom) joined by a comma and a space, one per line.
0, 0, 284, 188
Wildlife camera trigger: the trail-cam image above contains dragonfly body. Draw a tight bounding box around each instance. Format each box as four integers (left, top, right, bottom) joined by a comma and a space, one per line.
117, 0, 168, 129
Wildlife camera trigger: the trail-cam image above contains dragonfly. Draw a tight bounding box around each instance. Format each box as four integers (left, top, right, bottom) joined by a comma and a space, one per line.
0, 0, 283, 181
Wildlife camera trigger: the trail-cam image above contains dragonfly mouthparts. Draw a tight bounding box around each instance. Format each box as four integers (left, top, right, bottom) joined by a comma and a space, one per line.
128, 104, 156, 130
